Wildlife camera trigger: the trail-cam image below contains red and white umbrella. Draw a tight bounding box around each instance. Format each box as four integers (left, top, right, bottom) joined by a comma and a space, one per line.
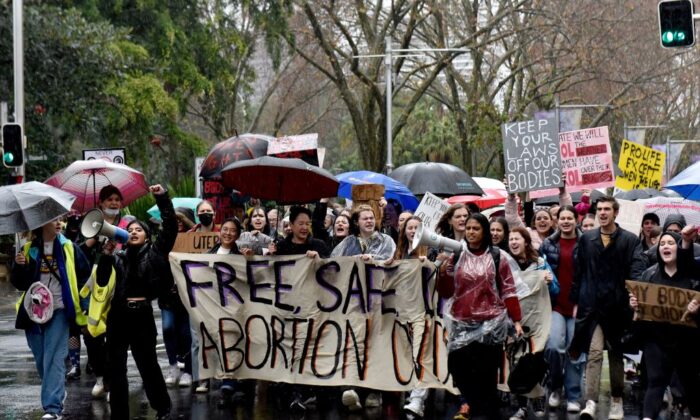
45, 160, 148, 212
446, 188, 508, 210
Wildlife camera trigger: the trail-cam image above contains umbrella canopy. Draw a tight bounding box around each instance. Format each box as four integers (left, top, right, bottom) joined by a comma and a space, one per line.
147, 197, 202, 222
221, 156, 339, 204
613, 188, 678, 201
336, 170, 419, 211
446, 188, 508, 210
390, 162, 484, 196
45, 160, 148, 212
0, 181, 76, 234
200, 133, 273, 180
666, 160, 700, 200
474, 177, 506, 191
638, 197, 700, 228
535, 189, 607, 205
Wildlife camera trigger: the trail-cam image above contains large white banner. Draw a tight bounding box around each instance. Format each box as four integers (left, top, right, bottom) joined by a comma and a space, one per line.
170, 253, 454, 391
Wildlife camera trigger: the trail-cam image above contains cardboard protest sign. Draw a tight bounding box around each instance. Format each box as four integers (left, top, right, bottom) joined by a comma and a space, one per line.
267, 133, 319, 166
626, 280, 698, 327
170, 253, 455, 391
172, 232, 220, 253
502, 116, 562, 193
615, 140, 665, 191
615, 199, 646, 236
414, 192, 450, 231
352, 184, 385, 222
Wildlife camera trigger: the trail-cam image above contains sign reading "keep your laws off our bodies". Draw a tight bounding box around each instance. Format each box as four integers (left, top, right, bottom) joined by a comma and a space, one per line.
502, 116, 563, 193
170, 253, 456, 391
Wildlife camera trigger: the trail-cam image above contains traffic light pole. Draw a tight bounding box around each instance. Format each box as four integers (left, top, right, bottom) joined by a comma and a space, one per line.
12, 0, 24, 182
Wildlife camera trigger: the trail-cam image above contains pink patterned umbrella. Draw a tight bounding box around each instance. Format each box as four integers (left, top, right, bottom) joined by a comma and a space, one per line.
45, 160, 148, 212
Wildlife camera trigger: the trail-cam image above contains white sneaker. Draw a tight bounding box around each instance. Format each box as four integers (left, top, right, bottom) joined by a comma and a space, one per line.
341, 389, 362, 411
91, 377, 106, 398
41, 414, 63, 420
365, 392, 382, 408
510, 407, 528, 420
549, 390, 561, 408
194, 380, 209, 393
608, 398, 624, 419
164, 364, 179, 386
404, 397, 425, 417
580, 400, 596, 419
178, 372, 192, 388
567, 401, 581, 413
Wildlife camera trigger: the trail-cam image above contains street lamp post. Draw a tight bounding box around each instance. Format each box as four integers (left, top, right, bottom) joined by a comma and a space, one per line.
354, 39, 468, 174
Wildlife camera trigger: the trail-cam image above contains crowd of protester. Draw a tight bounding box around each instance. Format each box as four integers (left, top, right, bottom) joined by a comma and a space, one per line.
9, 182, 700, 420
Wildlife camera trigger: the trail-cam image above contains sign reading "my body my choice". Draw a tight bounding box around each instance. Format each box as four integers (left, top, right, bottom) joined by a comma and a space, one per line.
502, 116, 562, 193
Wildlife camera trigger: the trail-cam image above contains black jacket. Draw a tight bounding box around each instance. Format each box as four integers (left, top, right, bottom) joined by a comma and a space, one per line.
636, 245, 700, 349
275, 235, 330, 257
110, 193, 177, 312
569, 224, 646, 355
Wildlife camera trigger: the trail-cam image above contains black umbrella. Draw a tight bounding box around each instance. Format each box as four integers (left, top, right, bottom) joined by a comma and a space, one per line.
200, 133, 273, 179
221, 156, 339, 204
535, 189, 607, 206
390, 162, 484, 197
613, 188, 677, 201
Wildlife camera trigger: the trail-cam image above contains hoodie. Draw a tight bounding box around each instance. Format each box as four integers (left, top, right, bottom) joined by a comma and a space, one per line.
644, 214, 700, 266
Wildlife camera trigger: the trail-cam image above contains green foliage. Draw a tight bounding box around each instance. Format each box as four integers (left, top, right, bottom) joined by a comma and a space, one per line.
393, 100, 462, 167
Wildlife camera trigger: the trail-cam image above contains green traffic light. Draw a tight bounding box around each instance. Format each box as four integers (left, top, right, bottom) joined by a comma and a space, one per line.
663, 31, 675, 43
676, 31, 686, 41
3, 152, 14, 164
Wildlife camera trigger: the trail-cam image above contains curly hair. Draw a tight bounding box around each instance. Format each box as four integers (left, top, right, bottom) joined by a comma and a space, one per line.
509, 226, 539, 264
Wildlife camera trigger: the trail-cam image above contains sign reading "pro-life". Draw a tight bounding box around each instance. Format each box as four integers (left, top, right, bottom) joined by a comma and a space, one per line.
502, 116, 562, 193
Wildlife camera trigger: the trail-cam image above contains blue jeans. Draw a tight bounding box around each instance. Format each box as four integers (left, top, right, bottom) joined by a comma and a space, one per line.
161, 306, 192, 374
26, 309, 69, 415
545, 311, 584, 402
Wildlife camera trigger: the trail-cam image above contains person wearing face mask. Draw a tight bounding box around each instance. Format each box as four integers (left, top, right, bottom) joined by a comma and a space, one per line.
190, 200, 218, 233
629, 227, 700, 420
539, 205, 585, 413
102, 184, 176, 420
74, 185, 135, 397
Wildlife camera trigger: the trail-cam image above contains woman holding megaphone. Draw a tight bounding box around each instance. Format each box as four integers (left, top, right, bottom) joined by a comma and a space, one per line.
437, 212, 523, 420
102, 184, 177, 420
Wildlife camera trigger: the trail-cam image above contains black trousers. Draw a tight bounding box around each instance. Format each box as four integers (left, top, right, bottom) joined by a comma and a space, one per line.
107, 306, 170, 419
448, 342, 503, 419
84, 332, 107, 378
643, 341, 700, 419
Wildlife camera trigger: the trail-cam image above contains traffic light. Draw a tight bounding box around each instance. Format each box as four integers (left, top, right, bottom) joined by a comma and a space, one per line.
658, 0, 696, 48
1, 123, 24, 168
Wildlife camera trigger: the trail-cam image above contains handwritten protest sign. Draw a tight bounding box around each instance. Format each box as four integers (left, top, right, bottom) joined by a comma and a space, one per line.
414, 192, 450, 231
626, 280, 698, 327
529, 127, 615, 198
615, 140, 665, 191
170, 253, 455, 391
502, 116, 562, 193
172, 232, 220, 253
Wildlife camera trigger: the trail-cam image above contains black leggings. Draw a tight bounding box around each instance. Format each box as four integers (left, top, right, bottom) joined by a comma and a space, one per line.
643, 341, 700, 419
448, 342, 503, 419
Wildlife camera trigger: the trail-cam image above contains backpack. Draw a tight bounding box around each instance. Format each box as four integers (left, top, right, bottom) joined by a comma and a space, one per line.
506, 338, 547, 394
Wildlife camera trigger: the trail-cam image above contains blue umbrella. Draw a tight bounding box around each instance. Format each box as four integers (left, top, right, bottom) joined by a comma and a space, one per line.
147, 197, 202, 222
336, 170, 419, 211
666, 160, 700, 200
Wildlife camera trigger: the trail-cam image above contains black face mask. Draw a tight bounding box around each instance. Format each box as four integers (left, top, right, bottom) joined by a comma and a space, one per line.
198, 213, 214, 227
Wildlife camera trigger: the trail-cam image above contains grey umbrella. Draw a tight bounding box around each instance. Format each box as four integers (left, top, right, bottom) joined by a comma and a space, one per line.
389, 162, 484, 197
0, 181, 76, 235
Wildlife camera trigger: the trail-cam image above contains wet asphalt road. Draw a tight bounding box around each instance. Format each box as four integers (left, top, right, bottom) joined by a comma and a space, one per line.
0, 280, 663, 419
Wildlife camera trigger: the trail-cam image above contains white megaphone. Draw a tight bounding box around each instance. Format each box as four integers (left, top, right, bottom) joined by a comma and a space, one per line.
411, 222, 464, 267
80, 209, 129, 244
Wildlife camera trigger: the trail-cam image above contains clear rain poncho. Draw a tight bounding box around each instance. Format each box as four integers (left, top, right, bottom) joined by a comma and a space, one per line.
330, 231, 396, 259
444, 246, 520, 352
